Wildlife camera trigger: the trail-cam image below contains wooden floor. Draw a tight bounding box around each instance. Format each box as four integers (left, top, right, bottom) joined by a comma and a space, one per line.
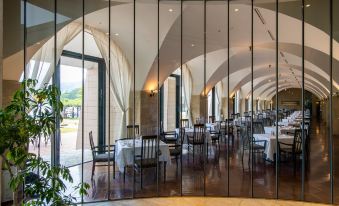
83, 197, 333, 206
68, 118, 339, 205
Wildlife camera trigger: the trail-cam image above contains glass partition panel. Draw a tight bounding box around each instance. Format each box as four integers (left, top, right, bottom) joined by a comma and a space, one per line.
158, 0, 181, 197
134, 0, 159, 198
25, 0, 55, 163
108, 0, 134, 200
181, 0, 205, 196
56, 0, 83, 202
277, 0, 302, 200
205, 0, 228, 196
304, 0, 331, 203
228, 0, 252, 197
252, 0, 276, 199
333, 0, 339, 203
83, 0, 108, 198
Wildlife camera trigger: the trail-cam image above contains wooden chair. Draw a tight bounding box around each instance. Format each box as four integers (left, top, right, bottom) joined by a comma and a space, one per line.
278, 129, 304, 173
257, 113, 264, 120
252, 121, 265, 134
240, 126, 266, 168
187, 124, 206, 164
209, 115, 215, 123
180, 119, 189, 128
224, 119, 235, 144
169, 127, 185, 172
89, 131, 115, 180
127, 125, 139, 139
210, 121, 221, 151
262, 117, 272, 127
134, 135, 165, 188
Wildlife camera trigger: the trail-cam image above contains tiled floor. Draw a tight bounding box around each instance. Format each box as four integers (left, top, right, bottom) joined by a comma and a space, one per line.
83, 197, 333, 206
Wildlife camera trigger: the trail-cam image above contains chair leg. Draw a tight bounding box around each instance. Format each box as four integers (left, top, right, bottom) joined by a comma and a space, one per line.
164, 162, 167, 183
113, 161, 115, 179
193, 145, 194, 165
123, 166, 126, 183
91, 161, 95, 180
140, 168, 143, 189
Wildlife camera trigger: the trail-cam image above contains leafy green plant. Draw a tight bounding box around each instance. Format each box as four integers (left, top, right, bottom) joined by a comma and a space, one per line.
0, 79, 89, 205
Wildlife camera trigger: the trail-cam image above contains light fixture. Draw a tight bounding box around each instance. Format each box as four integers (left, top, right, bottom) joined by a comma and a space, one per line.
168, 8, 173, 12
115, 33, 119, 36
106, 32, 109, 35
149, 90, 157, 97
306, 4, 311, 7
36, 42, 41, 45
191, 44, 195, 47
234, 8, 239, 12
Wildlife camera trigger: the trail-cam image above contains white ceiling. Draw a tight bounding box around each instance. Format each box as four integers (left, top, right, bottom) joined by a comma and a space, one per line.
5, 0, 339, 101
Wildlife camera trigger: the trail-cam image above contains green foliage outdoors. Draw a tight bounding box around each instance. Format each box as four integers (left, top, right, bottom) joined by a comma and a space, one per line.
60, 88, 82, 107
0, 79, 89, 205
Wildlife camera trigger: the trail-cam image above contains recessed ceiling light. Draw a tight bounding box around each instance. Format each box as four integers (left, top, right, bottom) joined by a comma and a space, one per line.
168, 8, 174, 12
115, 33, 119, 36
191, 44, 195, 47
234, 8, 239, 12
306, 4, 311, 7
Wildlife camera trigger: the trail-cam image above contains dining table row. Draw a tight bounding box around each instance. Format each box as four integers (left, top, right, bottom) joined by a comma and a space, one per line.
89, 110, 310, 186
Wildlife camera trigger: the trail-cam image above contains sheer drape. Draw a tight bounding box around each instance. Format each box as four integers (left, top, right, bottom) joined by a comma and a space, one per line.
215, 81, 223, 121
26, 22, 82, 88
182, 64, 193, 127
91, 28, 132, 138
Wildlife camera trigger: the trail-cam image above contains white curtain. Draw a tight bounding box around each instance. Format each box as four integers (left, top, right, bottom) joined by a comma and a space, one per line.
91, 28, 132, 138
215, 81, 223, 121
182, 64, 193, 127
26, 22, 82, 88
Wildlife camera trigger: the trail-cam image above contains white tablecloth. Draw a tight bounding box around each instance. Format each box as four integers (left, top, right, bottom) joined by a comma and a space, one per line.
253, 133, 294, 161
264, 126, 297, 135
115, 139, 171, 173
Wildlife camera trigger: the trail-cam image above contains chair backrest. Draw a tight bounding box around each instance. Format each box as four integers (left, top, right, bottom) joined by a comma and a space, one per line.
262, 117, 272, 127
278, 113, 284, 122
293, 129, 303, 154
181, 119, 189, 128
89, 131, 96, 158
240, 125, 250, 147
193, 124, 205, 144
141, 135, 158, 160
257, 113, 263, 120
209, 116, 215, 123
127, 125, 139, 138
252, 121, 264, 134
179, 127, 185, 144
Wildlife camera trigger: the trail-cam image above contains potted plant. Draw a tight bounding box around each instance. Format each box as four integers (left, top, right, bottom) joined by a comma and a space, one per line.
0, 79, 89, 205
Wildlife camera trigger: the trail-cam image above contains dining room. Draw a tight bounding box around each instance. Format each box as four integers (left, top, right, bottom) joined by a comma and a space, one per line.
1, 0, 339, 205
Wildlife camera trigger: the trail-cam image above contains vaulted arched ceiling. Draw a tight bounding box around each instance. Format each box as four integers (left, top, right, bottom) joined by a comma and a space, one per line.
3, 0, 338, 102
